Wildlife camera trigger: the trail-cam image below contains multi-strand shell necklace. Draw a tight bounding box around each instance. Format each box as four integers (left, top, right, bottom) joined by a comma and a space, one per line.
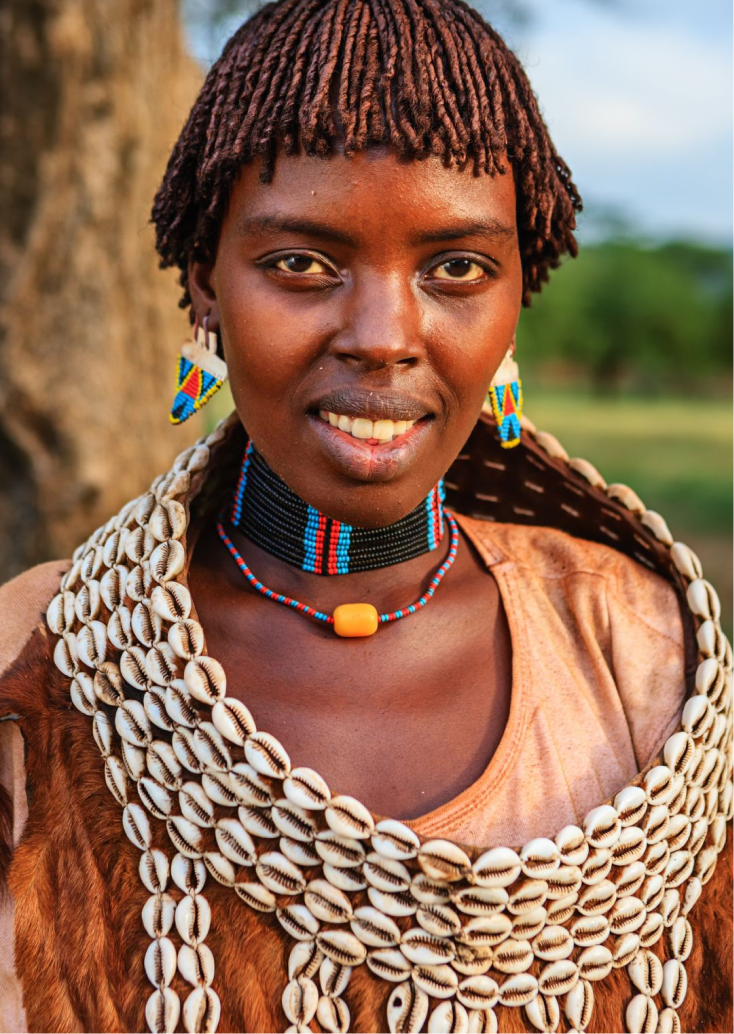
46, 412, 732, 1034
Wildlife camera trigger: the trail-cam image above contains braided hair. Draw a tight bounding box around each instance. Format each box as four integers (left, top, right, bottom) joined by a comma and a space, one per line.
152, 0, 581, 308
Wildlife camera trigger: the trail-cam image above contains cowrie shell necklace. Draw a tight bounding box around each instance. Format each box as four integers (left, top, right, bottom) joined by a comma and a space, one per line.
48, 413, 732, 1033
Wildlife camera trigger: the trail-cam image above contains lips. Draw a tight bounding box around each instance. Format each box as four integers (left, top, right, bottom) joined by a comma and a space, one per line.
308, 411, 433, 482
310, 387, 430, 423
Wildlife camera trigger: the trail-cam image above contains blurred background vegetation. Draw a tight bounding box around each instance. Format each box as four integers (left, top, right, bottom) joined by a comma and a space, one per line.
1, 0, 731, 632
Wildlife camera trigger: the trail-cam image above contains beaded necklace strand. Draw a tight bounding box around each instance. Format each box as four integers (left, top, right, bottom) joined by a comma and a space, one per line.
216, 508, 460, 637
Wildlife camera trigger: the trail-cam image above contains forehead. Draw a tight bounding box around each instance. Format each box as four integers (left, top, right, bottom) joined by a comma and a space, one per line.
225, 148, 518, 244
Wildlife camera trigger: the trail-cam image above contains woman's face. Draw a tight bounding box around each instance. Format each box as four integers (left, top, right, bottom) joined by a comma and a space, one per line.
190, 149, 522, 527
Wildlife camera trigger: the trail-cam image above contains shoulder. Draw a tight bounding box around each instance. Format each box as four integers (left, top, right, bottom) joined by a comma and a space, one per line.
460, 515, 682, 645
0, 560, 69, 682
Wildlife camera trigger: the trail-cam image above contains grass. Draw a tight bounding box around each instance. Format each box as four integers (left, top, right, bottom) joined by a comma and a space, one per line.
525, 388, 732, 634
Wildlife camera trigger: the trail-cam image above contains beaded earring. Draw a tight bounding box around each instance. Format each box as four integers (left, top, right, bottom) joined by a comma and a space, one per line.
488, 337, 523, 448
169, 315, 228, 425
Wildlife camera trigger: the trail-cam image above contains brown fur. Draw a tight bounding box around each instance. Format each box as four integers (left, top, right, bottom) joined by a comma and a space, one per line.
1, 616, 732, 1031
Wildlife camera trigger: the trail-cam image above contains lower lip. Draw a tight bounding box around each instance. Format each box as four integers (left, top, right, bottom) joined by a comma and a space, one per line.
308, 415, 433, 482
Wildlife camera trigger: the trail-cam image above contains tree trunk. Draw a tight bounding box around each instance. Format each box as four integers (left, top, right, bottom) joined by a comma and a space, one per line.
0, 0, 203, 581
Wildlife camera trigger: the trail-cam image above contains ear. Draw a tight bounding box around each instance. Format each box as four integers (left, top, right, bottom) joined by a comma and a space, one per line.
188, 259, 219, 329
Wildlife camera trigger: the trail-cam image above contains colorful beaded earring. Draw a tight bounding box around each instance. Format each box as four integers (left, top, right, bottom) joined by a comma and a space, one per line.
169, 315, 228, 425
488, 337, 523, 448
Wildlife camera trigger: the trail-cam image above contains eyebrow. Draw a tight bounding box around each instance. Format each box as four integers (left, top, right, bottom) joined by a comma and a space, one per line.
238, 213, 516, 249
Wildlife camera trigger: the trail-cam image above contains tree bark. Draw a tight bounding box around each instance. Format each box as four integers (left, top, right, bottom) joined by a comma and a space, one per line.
0, 0, 203, 580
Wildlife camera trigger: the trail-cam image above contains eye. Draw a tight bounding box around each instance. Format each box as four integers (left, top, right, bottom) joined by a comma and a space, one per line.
274, 254, 330, 274
430, 257, 487, 281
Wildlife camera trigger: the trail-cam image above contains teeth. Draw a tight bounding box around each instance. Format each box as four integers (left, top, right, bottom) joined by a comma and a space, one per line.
318, 411, 416, 442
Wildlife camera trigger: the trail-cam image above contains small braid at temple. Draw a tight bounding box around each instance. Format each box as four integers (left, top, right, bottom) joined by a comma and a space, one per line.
152, 0, 582, 309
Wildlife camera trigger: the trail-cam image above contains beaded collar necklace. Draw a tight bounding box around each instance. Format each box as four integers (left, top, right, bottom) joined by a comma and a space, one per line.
47, 412, 732, 1034
216, 440, 458, 636
229, 441, 447, 576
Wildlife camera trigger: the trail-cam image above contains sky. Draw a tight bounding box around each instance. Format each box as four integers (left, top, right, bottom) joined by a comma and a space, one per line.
184, 0, 733, 246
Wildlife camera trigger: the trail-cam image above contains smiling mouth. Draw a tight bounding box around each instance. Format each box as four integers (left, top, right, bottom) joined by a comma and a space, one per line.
317, 410, 421, 444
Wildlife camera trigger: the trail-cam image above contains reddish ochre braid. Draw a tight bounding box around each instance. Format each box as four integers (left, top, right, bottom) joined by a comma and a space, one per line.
152, 0, 582, 309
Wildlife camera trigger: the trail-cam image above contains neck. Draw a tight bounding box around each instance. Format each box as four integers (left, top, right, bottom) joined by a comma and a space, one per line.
228, 441, 446, 576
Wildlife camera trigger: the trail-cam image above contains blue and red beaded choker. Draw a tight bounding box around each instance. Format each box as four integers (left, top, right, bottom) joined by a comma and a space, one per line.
215, 442, 460, 637
229, 441, 446, 575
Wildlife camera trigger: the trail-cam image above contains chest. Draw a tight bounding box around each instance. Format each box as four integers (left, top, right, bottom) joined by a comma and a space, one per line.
189, 546, 513, 819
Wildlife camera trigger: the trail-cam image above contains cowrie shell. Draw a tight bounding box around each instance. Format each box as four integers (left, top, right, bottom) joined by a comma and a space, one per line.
145, 987, 180, 1034
351, 909, 403, 947
93, 710, 114, 756
325, 795, 374, 839
580, 848, 612, 885
661, 888, 681, 926
145, 937, 177, 987
193, 722, 231, 771
532, 926, 573, 961
283, 767, 330, 810
142, 893, 176, 939
202, 852, 236, 887
233, 882, 276, 912
670, 541, 702, 580
498, 973, 538, 1007
179, 781, 215, 827
178, 943, 215, 988
638, 912, 664, 948
272, 799, 318, 843
168, 620, 204, 661
387, 981, 428, 1033
318, 955, 353, 996
316, 930, 367, 967
368, 887, 417, 918
366, 948, 412, 982
74, 581, 101, 624
491, 938, 533, 974
165, 681, 199, 729
76, 620, 107, 668
467, 1007, 497, 1033
167, 816, 204, 859
214, 817, 255, 865
120, 645, 149, 691
289, 940, 324, 980
665, 814, 691, 852
695, 844, 718, 884
449, 943, 492, 977
245, 731, 291, 778
545, 864, 582, 898
94, 663, 125, 706
578, 947, 612, 980
628, 992, 661, 1034
280, 835, 320, 867
428, 1000, 469, 1033
577, 880, 616, 916
608, 895, 645, 934
401, 928, 456, 964
451, 886, 508, 917
611, 931, 641, 967
642, 839, 669, 876
126, 564, 154, 603
211, 698, 256, 745
132, 602, 163, 648
104, 754, 128, 805
116, 699, 152, 747
669, 917, 693, 961
535, 431, 568, 461
554, 825, 588, 867
139, 849, 169, 893
151, 581, 192, 622
456, 914, 512, 950
412, 964, 459, 1000
417, 840, 471, 883
472, 847, 521, 887
305, 880, 353, 924
524, 993, 559, 1033
416, 903, 461, 938
47, 591, 76, 634
411, 873, 451, 905
661, 959, 687, 1009
81, 543, 104, 582
138, 777, 173, 819
657, 1008, 682, 1034
642, 804, 669, 844
317, 995, 350, 1034
510, 906, 547, 941
70, 673, 96, 716
564, 979, 594, 1030
570, 914, 609, 948
175, 894, 211, 946
537, 959, 578, 996
281, 975, 318, 1026
664, 849, 694, 888
184, 657, 226, 705
686, 578, 721, 621
149, 539, 185, 583
640, 509, 673, 545
372, 819, 421, 861
507, 879, 547, 914
256, 851, 306, 896
230, 762, 274, 807
364, 853, 411, 893
639, 874, 665, 911
145, 643, 180, 687
60, 558, 82, 592
100, 565, 129, 610
611, 827, 646, 866
102, 528, 128, 567
606, 482, 644, 513
123, 802, 152, 850
456, 975, 499, 1011
147, 739, 183, 790
629, 950, 663, 996
182, 986, 220, 1034
614, 786, 647, 827
315, 831, 366, 869
583, 804, 621, 848
519, 837, 560, 878
149, 500, 186, 542
644, 765, 674, 806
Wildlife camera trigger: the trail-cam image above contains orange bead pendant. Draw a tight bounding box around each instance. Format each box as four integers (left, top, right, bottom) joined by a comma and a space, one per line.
333, 603, 379, 637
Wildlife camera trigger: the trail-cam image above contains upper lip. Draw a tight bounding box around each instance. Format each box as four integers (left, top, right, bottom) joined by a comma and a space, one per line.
310, 387, 431, 422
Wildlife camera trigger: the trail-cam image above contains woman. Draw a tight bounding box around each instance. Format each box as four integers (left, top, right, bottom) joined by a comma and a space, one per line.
0, 1, 730, 1032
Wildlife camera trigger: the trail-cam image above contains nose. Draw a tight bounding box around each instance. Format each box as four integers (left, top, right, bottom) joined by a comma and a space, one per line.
329, 272, 423, 370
